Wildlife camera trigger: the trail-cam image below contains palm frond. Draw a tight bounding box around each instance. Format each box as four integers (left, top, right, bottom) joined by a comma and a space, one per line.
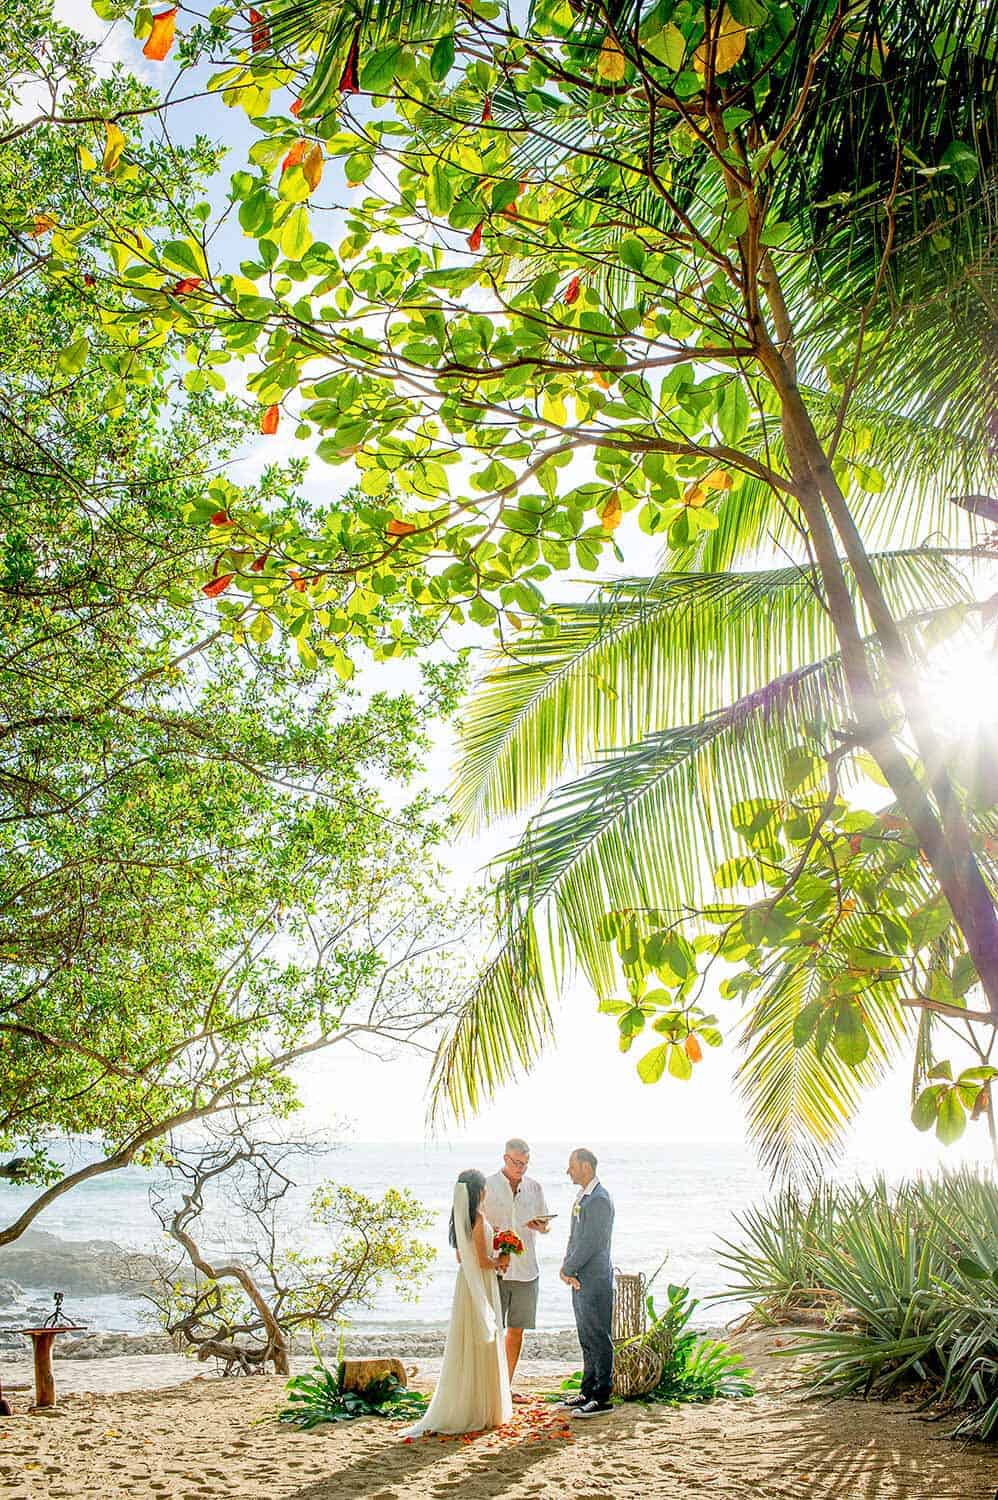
669, 395, 996, 572
455, 549, 970, 829
428, 919, 551, 1124
735, 962, 909, 1183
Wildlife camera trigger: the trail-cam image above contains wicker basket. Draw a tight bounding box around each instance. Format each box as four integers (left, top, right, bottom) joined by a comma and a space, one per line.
610, 1270, 663, 1398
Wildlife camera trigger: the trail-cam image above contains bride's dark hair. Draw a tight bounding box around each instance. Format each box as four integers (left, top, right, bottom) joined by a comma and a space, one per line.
448, 1168, 486, 1249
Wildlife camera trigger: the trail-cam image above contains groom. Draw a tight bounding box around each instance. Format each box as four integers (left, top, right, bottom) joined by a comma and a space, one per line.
559, 1147, 614, 1418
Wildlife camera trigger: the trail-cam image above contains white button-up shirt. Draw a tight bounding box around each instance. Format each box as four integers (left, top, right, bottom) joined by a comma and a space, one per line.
483, 1170, 549, 1282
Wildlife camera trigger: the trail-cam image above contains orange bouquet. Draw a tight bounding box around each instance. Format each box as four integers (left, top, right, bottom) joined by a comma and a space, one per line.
493, 1229, 525, 1257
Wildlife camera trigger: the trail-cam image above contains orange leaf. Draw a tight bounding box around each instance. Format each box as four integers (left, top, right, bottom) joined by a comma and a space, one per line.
685, 1034, 703, 1063
289, 569, 308, 592
248, 7, 270, 52
281, 139, 306, 174
702, 469, 733, 492
31, 214, 56, 237
564, 276, 581, 305
250, 553, 269, 573
481, 96, 493, 123
142, 7, 178, 61
210, 510, 231, 526
467, 220, 484, 252
260, 404, 279, 435
172, 276, 202, 295
600, 493, 622, 531
302, 143, 324, 192
202, 573, 234, 598
387, 518, 417, 537
290, 97, 303, 117
502, 201, 518, 219
682, 481, 708, 508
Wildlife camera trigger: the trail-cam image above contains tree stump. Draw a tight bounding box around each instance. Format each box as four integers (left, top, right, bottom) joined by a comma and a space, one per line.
339, 1357, 409, 1393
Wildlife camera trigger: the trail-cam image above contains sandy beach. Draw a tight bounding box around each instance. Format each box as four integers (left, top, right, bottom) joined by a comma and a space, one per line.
0, 1332, 994, 1500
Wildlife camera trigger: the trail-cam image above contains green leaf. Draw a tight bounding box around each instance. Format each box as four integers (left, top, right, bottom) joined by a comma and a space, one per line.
668, 1042, 693, 1079
717, 380, 749, 445
911, 1087, 941, 1131
939, 141, 979, 185
360, 45, 402, 95
57, 336, 90, 377
619, 237, 646, 273
281, 205, 313, 261
637, 1043, 670, 1083
936, 1087, 966, 1145
832, 1001, 869, 1066
429, 33, 456, 82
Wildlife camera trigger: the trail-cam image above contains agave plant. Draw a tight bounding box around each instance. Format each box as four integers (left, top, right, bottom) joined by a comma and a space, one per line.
719, 1168, 998, 1438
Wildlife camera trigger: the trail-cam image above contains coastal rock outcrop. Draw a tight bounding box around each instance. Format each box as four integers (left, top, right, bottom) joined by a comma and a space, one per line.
0, 1229, 163, 1296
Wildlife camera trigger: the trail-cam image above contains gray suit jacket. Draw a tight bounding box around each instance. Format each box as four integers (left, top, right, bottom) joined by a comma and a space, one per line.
561, 1182, 614, 1283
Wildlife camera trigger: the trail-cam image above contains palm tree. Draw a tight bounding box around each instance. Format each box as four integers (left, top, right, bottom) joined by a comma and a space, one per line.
439, 526, 997, 1174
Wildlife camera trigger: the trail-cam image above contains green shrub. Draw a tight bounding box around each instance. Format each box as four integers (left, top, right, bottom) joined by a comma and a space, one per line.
276, 1359, 429, 1428
642, 1283, 755, 1404
719, 1168, 998, 1439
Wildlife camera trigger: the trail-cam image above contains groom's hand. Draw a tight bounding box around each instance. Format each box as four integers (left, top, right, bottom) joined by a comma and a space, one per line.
560, 1270, 580, 1290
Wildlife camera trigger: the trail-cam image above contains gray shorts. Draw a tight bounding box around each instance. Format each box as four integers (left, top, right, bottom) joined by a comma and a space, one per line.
498, 1276, 539, 1330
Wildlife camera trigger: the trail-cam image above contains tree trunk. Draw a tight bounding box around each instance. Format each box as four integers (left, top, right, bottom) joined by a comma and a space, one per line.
761, 346, 998, 1018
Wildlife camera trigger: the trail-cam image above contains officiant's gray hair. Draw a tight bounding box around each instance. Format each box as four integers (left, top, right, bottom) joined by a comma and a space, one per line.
505, 1136, 530, 1156
572, 1148, 598, 1171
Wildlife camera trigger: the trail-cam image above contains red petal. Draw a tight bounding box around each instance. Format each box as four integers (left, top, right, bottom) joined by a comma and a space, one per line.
202, 573, 234, 598
260, 404, 280, 434
467, 220, 484, 252
249, 8, 270, 52
142, 7, 178, 61
564, 276, 581, 304
339, 29, 360, 93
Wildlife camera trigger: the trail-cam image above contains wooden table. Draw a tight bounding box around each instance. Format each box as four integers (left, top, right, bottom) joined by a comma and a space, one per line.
11, 1327, 87, 1409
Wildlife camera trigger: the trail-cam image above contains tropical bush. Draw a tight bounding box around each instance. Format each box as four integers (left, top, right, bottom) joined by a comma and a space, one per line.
641, 1282, 754, 1404
719, 1168, 998, 1438
277, 1358, 429, 1428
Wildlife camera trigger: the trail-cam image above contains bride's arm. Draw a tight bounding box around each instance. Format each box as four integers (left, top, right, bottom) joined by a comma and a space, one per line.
472, 1213, 503, 1271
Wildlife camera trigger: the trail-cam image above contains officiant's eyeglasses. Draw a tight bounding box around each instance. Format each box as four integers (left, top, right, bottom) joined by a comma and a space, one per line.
505, 1152, 529, 1169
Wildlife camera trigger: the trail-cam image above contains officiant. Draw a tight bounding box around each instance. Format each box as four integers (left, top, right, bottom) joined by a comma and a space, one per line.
483, 1137, 551, 1388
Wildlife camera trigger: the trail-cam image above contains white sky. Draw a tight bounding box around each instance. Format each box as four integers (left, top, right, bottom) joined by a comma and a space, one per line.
49, 2, 998, 1174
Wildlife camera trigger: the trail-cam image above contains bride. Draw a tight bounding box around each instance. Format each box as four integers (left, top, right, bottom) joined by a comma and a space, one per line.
403, 1169, 513, 1436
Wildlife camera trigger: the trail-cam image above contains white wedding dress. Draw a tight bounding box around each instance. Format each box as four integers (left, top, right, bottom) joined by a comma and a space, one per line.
403, 1182, 512, 1436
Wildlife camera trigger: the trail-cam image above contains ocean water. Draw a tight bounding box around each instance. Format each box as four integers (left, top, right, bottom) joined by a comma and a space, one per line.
0, 1137, 928, 1335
